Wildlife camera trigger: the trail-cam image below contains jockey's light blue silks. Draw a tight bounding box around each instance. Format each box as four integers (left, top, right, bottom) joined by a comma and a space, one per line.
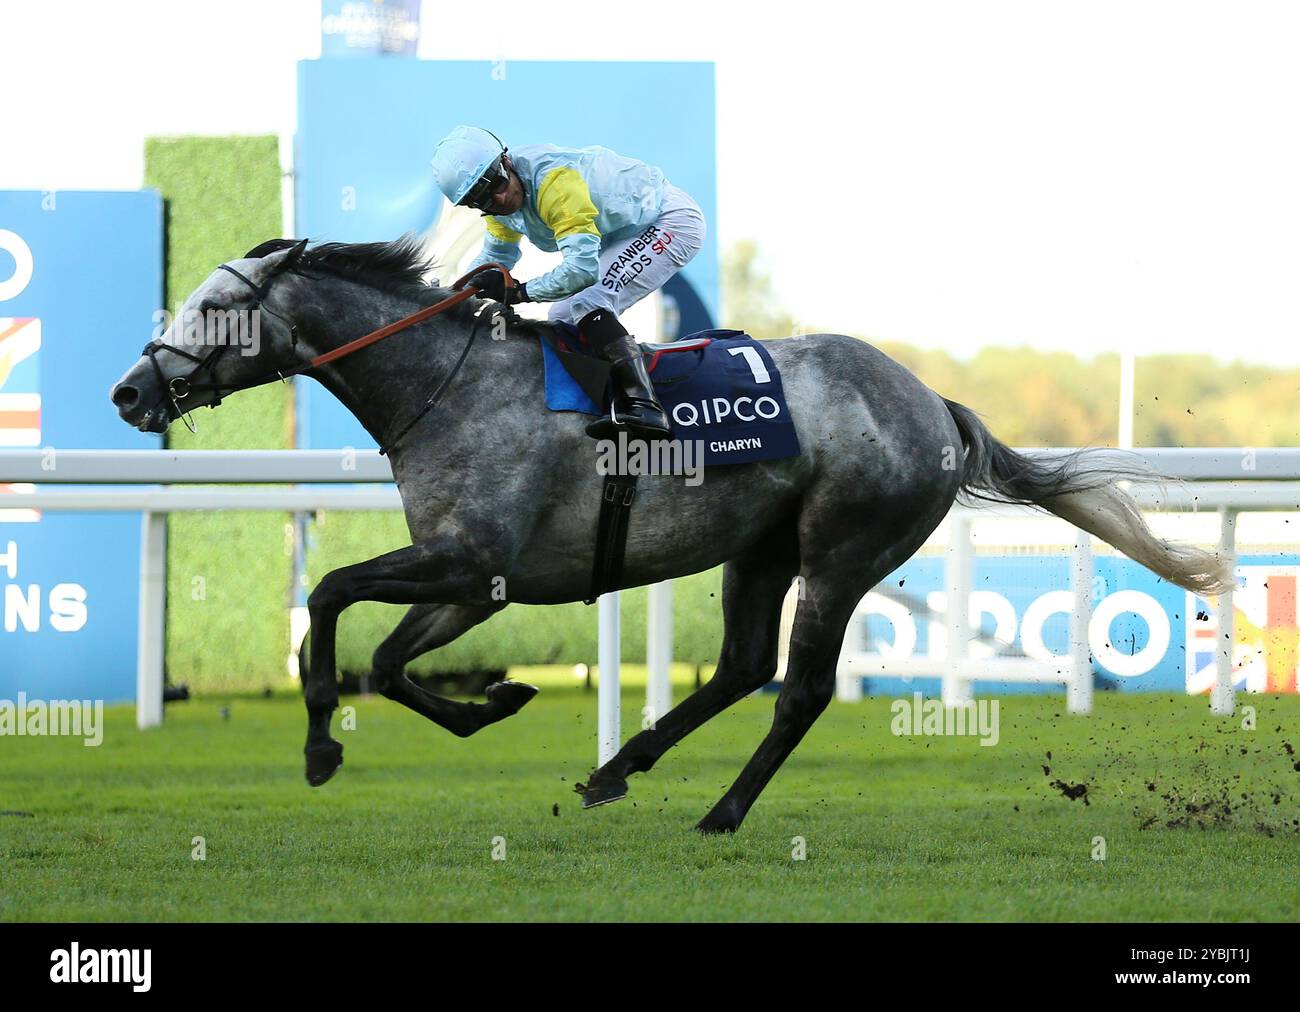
465, 143, 672, 303
541, 183, 704, 325
431, 127, 691, 307
432, 125, 701, 438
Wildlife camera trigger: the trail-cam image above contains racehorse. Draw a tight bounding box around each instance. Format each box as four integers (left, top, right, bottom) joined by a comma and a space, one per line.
110, 236, 1233, 834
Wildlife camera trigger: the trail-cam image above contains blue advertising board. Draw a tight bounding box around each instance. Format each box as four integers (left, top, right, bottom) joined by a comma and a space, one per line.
0, 191, 163, 702
294, 58, 717, 451
846, 553, 1300, 697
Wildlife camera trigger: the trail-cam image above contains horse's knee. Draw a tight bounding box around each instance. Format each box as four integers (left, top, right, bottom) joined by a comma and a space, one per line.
308, 571, 350, 614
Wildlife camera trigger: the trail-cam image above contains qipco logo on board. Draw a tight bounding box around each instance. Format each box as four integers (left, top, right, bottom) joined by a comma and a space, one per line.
0, 230, 35, 303
854, 587, 1174, 680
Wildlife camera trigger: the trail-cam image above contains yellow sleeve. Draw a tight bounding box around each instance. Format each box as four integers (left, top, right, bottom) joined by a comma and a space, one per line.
484, 216, 523, 243
535, 167, 602, 240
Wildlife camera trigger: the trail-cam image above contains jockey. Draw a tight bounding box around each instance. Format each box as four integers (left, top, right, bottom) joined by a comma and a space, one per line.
431, 124, 706, 439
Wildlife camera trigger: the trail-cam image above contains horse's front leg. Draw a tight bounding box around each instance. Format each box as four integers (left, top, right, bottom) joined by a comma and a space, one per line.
303, 535, 507, 786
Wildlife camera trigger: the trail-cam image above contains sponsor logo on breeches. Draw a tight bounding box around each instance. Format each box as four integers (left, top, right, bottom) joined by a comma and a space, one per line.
601, 224, 676, 292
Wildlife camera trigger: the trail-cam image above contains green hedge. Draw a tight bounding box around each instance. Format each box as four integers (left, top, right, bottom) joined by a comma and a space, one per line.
145, 136, 291, 692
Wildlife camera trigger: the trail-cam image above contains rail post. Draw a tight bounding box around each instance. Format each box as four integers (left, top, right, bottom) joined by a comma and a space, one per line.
136, 511, 166, 730
1211, 507, 1238, 716
646, 581, 673, 729
597, 592, 621, 767
1067, 528, 1093, 714
942, 513, 973, 708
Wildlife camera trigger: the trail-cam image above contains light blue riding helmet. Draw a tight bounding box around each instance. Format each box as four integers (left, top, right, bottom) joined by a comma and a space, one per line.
431, 125, 507, 206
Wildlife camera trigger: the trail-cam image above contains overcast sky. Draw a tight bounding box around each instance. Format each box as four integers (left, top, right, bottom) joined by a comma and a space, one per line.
3, 0, 1297, 363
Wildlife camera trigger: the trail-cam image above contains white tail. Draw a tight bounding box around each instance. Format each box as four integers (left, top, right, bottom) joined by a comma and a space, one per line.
1044, 485, 1235, 597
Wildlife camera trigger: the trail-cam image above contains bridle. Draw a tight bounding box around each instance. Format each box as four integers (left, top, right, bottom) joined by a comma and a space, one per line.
141, 262, 300, 429
139, 257, 515, 452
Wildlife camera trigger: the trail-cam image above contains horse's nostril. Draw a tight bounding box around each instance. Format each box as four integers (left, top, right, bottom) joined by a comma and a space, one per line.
112, 384, 139, 410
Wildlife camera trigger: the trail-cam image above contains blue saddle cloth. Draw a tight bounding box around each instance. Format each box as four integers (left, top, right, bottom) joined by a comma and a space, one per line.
539, 325, 801, 466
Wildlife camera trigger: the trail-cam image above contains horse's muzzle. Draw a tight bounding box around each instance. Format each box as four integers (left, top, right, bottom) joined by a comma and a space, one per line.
110, 372, 172, 433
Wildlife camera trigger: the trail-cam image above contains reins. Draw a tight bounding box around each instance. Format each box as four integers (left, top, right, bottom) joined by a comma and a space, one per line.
142, 260, 516, 449
377, 290, 496, 456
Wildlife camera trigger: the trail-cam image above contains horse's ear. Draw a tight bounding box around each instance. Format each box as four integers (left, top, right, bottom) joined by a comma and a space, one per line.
243, 238, 301, 259
283, 238, 309, 268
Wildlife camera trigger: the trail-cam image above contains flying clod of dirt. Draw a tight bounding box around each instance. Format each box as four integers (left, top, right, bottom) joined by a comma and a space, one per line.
1050, 779, 1091, 805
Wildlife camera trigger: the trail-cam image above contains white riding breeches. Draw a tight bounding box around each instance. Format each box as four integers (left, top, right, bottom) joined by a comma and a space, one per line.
546, 183, 706, 326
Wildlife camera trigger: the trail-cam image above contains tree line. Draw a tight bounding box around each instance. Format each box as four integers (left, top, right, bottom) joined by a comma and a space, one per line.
724, 239, 1300, 448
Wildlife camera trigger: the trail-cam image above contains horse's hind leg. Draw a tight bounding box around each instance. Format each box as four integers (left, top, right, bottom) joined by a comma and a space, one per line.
696, 504, 952, 834
692, 581, 857, 834
371, 602, 538, 737
577, 518, 800, 807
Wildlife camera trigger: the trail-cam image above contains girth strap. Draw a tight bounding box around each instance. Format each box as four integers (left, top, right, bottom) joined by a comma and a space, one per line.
585, 472, 639, 605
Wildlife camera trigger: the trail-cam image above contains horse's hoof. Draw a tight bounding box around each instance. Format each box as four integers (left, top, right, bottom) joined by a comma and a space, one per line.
575, 776, 628, 809
305, 739, 343, 787
694, 806, 740, 834
485, 680, 538, 715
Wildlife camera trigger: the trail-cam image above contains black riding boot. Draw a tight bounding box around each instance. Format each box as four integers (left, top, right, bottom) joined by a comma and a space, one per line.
579, 310, 672, 440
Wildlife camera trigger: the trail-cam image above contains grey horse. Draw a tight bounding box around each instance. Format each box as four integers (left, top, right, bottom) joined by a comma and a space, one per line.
110, 237, 1232, 834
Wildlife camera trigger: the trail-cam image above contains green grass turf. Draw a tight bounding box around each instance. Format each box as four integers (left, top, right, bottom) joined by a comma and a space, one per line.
2, 689, 1297, 921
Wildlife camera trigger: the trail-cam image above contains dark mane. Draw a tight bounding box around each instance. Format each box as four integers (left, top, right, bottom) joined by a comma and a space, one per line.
241, 234, 534, 329
244, 234, 437, 299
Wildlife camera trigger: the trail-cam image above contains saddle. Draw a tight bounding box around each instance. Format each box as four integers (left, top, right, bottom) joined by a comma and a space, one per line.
536, 321, 798, 605
542, 321, 713, 415
549, 320, 712, 361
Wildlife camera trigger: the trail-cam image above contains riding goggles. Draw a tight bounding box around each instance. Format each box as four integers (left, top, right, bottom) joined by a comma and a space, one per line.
459, 153, 510, 211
